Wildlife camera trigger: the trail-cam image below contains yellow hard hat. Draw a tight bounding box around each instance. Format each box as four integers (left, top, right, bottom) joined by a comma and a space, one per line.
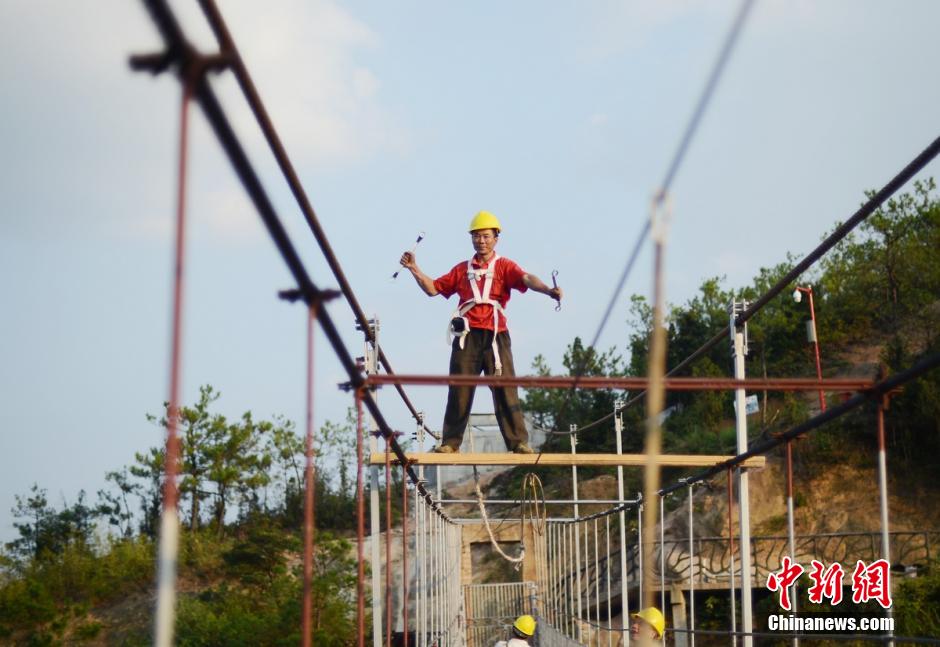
468, 210, 501, 233
513, 614, 536, 637
632, 607, 665, 639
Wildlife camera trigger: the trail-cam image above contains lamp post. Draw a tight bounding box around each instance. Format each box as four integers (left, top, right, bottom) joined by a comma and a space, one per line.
787, 285, 825, 647
792, 285, 825, 412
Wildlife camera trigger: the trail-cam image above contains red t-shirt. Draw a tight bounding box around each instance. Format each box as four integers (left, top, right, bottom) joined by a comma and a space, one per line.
433, 256, 528, 332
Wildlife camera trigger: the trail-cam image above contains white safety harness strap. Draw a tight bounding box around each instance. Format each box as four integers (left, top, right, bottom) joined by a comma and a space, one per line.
447, 254, 508, 375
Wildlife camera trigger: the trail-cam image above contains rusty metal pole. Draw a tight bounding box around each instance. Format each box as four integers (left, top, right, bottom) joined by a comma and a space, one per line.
786, 441, 798, 647
614, 400, 630, 646
659, 495, 666, 615
806, 288, 826, 412
154, 78, 193, 647
876, 401, 895, 647
356, 390, 367, 647
386, 439, 393, 647
637, 501, 644, 612
688, 484, 695, 647
727, 469, 736, 647
402, 466, 409, 647
606, 516, 613, 647
643, 224, 668, 613
302, 306, 318, 647
570, 427, 583, 643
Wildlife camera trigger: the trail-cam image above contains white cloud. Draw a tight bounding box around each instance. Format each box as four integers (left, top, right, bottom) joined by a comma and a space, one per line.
200, 188, 265, 244
576, 0, 718, 61
0, 0, 408, 243
207, 0, 410, 167
574, 0, 840, 63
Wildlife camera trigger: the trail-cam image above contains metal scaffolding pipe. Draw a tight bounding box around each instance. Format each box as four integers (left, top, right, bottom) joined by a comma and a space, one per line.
301, 307, 317, 647
623, 134, 940, 414
688, 484, 696, 647
606, 516, 613, 647
356, 392, 367, 647
637, 501, 644, 610
364, 374, 875, 391
615, 402, 630, 647
439, 497, 640, 506
571, 430, 584, 644
153, 72, 193, 647
660, 350, 940, 496
728, 469, 737, 647
660, 495, 666, 615
402, 468, 409, 647
731, 304, 753, 647
876, 403, 895, 647
786, 440, 798, 647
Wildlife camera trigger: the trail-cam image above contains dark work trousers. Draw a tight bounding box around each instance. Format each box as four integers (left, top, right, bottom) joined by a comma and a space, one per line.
440, 328, 529, 450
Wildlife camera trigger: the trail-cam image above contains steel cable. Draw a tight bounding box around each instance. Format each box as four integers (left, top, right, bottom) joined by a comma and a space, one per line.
194, 0, 440, 441
137, 0, 450, 517
541, 0, 755, 438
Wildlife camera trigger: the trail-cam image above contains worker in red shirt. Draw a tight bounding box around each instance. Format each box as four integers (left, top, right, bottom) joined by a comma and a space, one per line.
399, 211, 562, 453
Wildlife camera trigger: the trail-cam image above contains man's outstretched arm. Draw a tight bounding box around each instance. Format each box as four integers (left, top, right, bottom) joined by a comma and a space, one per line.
400, 251, 439, 296
523, 273, 563, 302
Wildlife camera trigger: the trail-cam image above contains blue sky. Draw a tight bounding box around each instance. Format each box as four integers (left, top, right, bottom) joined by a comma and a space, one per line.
2, 0, 939, 541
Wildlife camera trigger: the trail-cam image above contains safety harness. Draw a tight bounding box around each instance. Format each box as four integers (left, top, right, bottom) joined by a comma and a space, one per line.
448, 254, 507, 375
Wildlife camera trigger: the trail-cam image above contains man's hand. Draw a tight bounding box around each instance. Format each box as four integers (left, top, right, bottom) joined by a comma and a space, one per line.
549, 286, 563, 302
400, 251, 438, 296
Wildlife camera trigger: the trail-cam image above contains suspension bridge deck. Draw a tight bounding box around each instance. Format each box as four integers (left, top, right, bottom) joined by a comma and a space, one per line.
368, 452, 766, 468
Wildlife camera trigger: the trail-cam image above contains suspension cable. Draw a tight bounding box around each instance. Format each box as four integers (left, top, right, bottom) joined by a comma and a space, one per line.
622, 133, 940, 413
194, 0, 441, 441
658, 349, 940, 496
542, 0, 755, 438
136, 0, 449, 517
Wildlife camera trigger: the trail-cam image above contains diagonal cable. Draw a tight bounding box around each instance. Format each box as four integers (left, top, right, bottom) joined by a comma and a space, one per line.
543, 0, 756, 438
137, 0, 448, 515
195, 0, 439, 441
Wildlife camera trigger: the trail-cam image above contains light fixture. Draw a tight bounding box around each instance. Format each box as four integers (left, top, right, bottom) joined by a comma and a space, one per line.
792, 289, 802, 303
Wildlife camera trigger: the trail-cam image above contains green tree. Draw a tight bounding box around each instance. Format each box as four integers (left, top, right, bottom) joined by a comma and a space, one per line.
129, 445, 164, 538
5, 486, 98, 565
146, 385, 224, 531
522, 337, 626, 453
204, 411, 272, 535
97, 468, 140, 538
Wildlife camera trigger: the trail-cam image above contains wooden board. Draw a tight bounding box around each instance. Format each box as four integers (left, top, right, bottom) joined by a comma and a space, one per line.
369, 452, 765, 469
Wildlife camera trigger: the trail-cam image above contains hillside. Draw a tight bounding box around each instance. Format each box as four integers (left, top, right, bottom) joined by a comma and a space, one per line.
1, 182, 938, 643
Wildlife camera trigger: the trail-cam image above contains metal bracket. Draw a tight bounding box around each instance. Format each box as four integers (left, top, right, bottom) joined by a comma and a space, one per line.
354, 317, 380, 335
729, 299, 750, 356
278, 287, 341, 306
130, 48, 232, 81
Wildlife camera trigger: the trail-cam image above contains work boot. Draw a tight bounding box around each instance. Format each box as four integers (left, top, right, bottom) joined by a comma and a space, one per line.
512, 442, 534, 454
432, 444, 458, 454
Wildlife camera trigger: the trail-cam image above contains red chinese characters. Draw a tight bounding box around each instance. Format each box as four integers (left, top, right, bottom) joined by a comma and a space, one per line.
851, 559, 892, 609
766, 556, 804, 611
807, 560, 845, 605
765, 557, 894, 610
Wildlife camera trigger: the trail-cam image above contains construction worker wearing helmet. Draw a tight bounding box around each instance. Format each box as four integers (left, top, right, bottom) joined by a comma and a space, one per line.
399, 211, 562, 454
494, 614, 536, 646
631, 606, 666, 643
